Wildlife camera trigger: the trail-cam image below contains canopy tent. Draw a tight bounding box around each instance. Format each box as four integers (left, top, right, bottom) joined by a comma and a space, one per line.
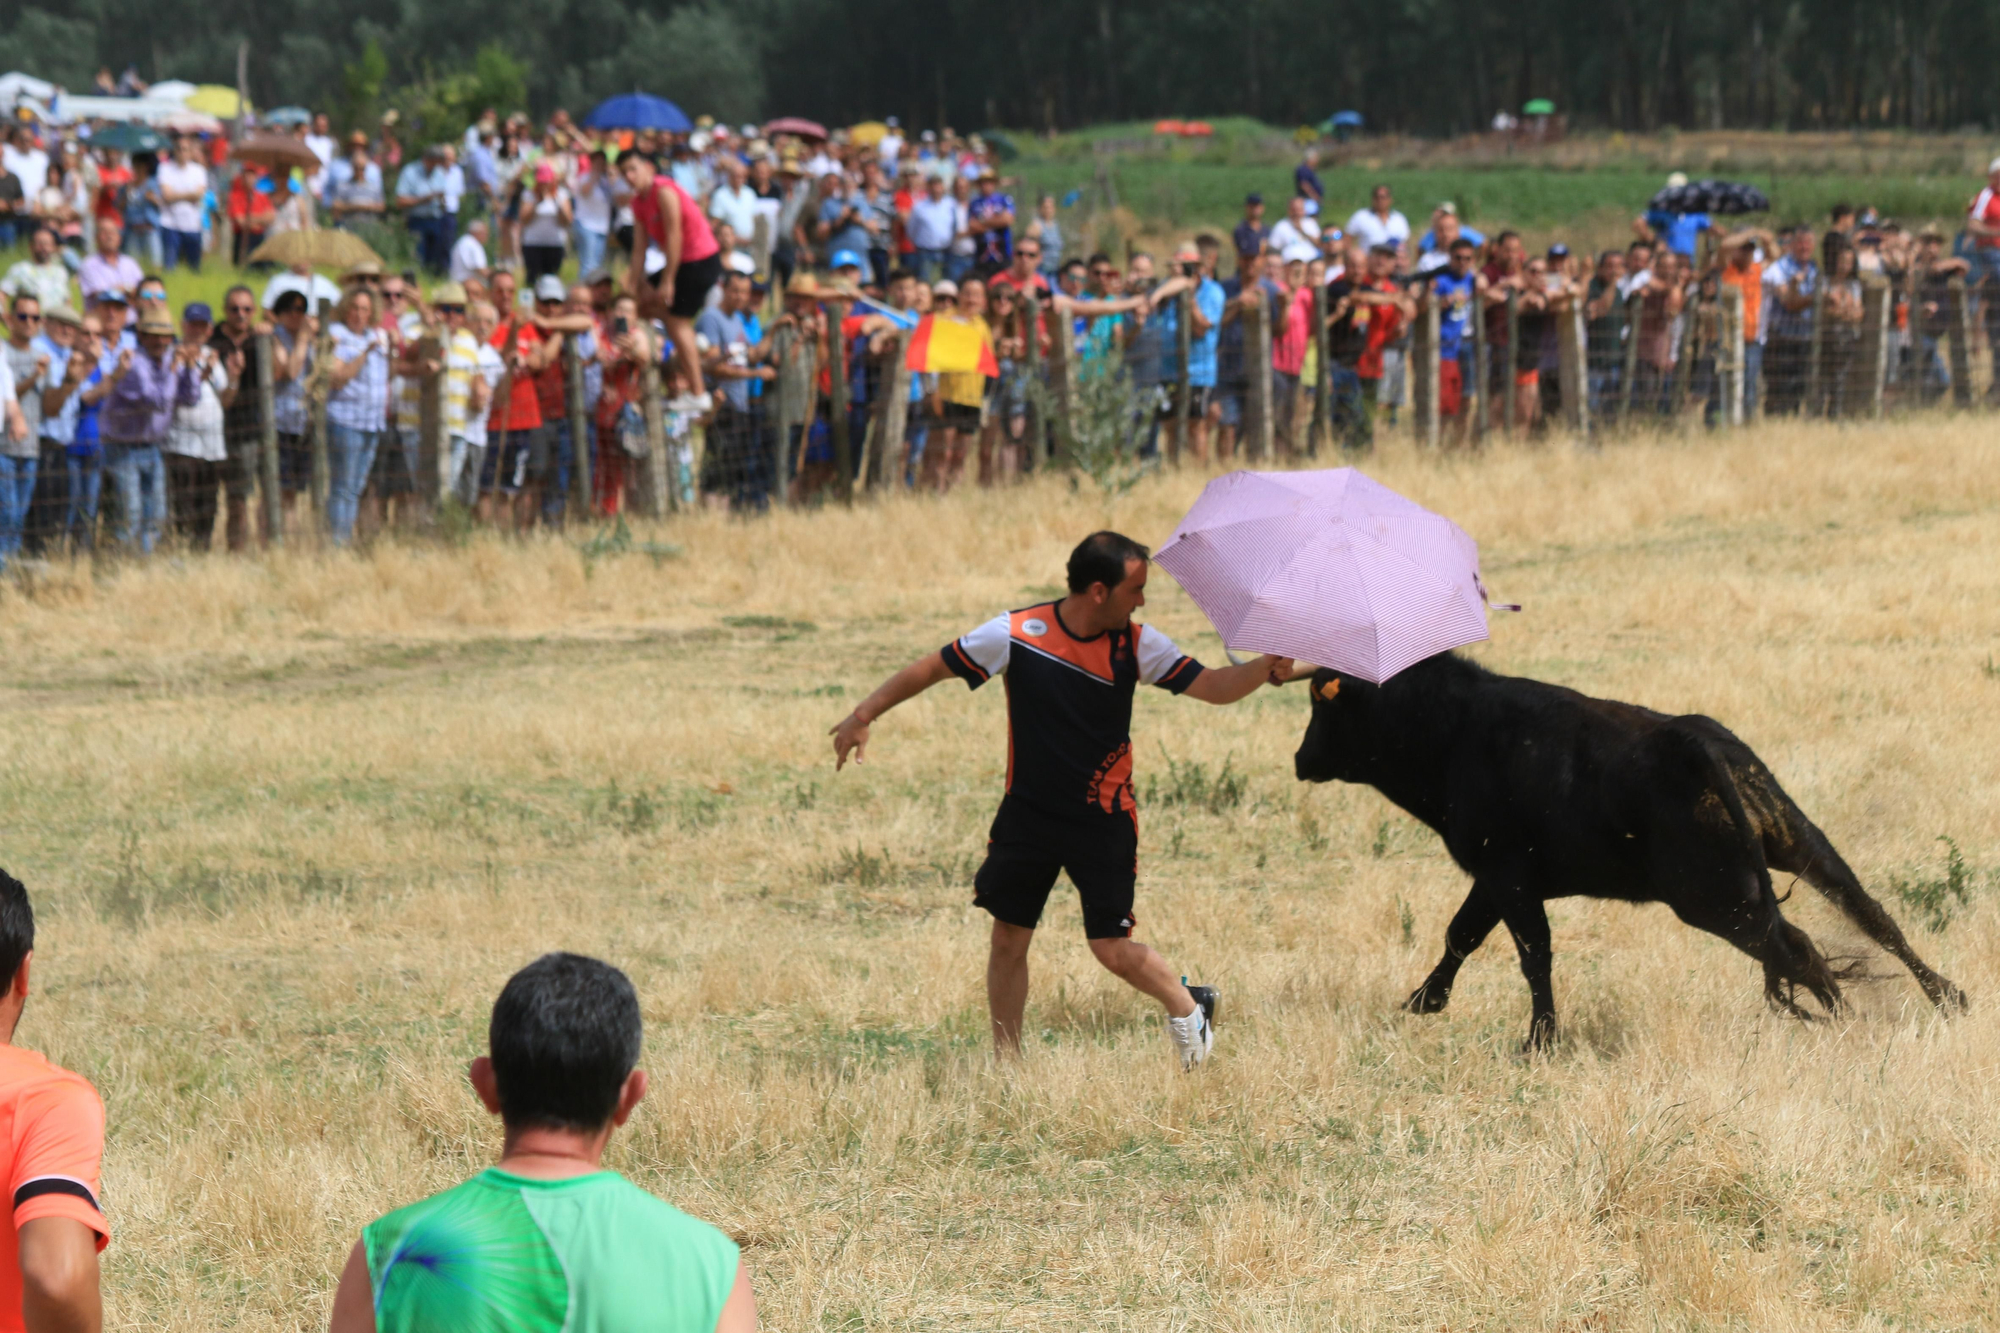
184, 85, 246, 118
1522, 98, 1556, 115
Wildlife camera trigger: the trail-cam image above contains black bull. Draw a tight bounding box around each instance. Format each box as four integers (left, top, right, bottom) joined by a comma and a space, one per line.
1291, 653, 1966, 1047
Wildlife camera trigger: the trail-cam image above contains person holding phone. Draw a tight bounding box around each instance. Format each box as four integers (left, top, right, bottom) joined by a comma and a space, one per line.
323, 289, 391, 544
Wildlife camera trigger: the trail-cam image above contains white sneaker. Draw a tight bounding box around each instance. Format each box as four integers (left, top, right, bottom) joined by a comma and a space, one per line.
667, 390, 713, 414
1166, 1006, 1213, 1069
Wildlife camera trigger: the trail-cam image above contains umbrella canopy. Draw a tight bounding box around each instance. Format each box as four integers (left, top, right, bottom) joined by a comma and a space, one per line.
763, 116, 827, 141
905, 314, 999, 376
185, 85, 245, 118
85, 123, 167, 154
1522, 98, 1556, 115
848, 120, 889, 147
1647, 179, 1771, 216
247, 228, 382, 271
158, 110, 223, 134
1329, 110, 1365, 127
1154, 468, 1499, 684
264, 106, 312, 128
233, 132, 322, 170
581, 93, 691, 133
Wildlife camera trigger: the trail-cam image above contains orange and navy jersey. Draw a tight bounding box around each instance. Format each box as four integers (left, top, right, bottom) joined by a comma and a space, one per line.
941, 603, 1203, 819
0, 1044, 107, 1333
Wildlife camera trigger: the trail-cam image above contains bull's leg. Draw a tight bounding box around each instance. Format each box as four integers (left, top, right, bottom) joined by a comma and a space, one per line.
1667, 882, 1846, 1019
1780, 855, 1968, 1012
1502, 898, 1558, 1050
1405, 879, 1504, 1015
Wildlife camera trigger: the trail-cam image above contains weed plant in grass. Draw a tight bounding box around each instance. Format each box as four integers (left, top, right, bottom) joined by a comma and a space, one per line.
1, 417, 1998, 1328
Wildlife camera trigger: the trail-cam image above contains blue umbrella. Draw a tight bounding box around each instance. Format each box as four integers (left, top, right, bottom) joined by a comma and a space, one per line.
264, 106, 312, 127
1329, 110, 1364, 128
582, 93, 692, 133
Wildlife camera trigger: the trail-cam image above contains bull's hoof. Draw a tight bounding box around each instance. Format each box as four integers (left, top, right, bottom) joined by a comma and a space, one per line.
1404, 981, 1451, 1014
1521, 1013, 1558, 1052
1928, 975, 1970, 1014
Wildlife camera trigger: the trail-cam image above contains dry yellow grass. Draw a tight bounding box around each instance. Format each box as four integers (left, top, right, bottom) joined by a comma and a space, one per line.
3, 416, 1999, 1331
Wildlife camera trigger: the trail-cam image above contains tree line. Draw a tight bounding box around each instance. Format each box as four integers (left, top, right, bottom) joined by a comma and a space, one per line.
3, 0, 1994, 138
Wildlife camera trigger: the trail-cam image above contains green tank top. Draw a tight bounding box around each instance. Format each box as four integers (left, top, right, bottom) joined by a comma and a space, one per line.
362, 1168, 739, 1333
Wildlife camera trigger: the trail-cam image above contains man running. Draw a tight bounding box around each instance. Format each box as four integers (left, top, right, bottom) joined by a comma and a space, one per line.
328, 953, 754, 1333
0, 869, 108, 1333
830, 532, 1282, 1068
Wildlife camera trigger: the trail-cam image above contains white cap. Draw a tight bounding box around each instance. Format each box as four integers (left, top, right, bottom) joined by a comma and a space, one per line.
724, 251, 757, 276
533, 274, 567, 302
1665, 171, 1689, 188
1989, 156, 2000, 175
1281, 242, 1318, 265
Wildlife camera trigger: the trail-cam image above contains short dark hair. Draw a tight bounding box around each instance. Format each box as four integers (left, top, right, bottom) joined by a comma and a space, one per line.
224, 284, 255, 305
1830, 201, 1855, 220
1067, 530, 1149, 594
615, 147, 648, 168
272, 291, 308, 315
1447, 237, 1476, 254
10, 293, 39, 314
489, 952, 643, 1132
1085, 251, 1111, 269
0, 870, 32, 994
887, 267, 916, 285
1061, 258, 1086, 276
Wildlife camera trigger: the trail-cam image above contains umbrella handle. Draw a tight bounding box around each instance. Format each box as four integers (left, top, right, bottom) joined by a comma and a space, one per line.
1475, 575, 1523, 613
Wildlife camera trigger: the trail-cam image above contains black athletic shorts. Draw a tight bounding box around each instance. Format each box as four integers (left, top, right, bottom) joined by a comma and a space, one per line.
973, 795, 1138, 939
648, 251, 724, 320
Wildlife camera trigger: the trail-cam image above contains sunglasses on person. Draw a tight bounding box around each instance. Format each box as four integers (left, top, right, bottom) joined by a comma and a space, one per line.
381, 288, 408, 301
225, 301, 255, 315
11, 312, 41, 324
1017, 247, 1041, 259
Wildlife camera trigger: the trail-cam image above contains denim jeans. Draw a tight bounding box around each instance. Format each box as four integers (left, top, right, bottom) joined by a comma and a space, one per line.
66, 451, 102, 548
1328, 364, 1369, 451
0, 453, 36, 566
325, 422, 381, 544
944, 252, 975, 282
913, 249, 947, 284
104, 441, 166, 553
573, 226, 608, 280
124, 227, 163, 269
541, 419, 577, 524
160, 227, 202, 271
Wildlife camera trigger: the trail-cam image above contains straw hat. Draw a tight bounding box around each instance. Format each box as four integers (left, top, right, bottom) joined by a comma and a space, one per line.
783, 273, 821, 297
341, 259, 384, 282
430, 281, 469, 305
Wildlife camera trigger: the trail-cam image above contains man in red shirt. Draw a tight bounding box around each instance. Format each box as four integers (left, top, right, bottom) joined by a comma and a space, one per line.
481, 269, 560, 529
0, 869, 106, 1333
830, 532, 1284, 1069
1352, 243, 1412, 410
1963, 156, 2000, 387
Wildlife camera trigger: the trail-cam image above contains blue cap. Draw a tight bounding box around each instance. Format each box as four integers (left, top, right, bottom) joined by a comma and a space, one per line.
830, 248, 866, 271
182, 301, 213, 324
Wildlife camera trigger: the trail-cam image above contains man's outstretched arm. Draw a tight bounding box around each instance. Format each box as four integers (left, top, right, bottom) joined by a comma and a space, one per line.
831, 651, 955, 769
1182, 653, 1286, 705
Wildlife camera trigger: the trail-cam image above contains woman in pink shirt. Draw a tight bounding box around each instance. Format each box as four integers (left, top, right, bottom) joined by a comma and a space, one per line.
616, 150, 722, 412
1271, 251, 1317, 453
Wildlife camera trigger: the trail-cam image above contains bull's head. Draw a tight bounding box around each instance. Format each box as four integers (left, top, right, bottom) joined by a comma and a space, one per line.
1293, 668, 1377, 784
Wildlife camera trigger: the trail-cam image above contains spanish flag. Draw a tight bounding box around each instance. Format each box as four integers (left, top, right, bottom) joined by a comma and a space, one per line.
906, 314, 1000, 376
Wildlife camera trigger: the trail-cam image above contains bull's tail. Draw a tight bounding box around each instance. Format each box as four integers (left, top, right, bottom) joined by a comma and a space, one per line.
1706, 729, 1968, 1015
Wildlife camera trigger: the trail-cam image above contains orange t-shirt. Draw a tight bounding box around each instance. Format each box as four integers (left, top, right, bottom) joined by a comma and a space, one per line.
488, 321, 545, 433
1720, 261, 1763, 342
0, 1045, 107, 1332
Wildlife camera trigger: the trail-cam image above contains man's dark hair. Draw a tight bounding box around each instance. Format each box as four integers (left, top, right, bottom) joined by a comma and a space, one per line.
1830, 201, 1855, 221
1085, 251, 1111, 269
1061, 257, 1086, 276
0, 870, 32, 993
1448, 238, 1476, 254
9, 293, 39, 315
1194, 233, 1221, 251
1067, 530, 1149, 594
272, 290, 308, 315
615, 147, 648, 168
887, 267, 916, 285
489, 952, 642, 1132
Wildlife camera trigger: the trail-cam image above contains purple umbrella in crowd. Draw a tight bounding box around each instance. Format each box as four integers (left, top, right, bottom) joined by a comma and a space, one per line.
1154, 469, 1515, 684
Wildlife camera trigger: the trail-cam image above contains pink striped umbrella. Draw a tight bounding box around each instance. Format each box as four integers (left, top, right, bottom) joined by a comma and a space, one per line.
1154, 468, 1507, 683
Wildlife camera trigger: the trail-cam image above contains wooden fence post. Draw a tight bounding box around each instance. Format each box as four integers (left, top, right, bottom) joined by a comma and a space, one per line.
1670, 291, 1701, 422
827, 297, 853, 499
1804, 285, 1828, 416
1308, 282, 1329, 455
1858, 278, 1890, 420
308, 328, 334, 535
414, 332, 443, 510
1717, 284, 1744, 429
771, 323, 811, 497
1557, 300, 1588, 437
1410, 294, 1440, 447
1048, 301, 1078, 465
1022, 289, 1045, 466
1618, 289, 1643, 428
254, 333, 282, 546
1242, 295, 1273, 461
563, 335, 592, 518
750, 214, 773, 291
1173, 289, 1192, 464
1502, 289, 1519, 434
639, 356, 672, 516
870, 327, 912, 490
1471, 287, 1489, 441
1947, 276, 1974, 408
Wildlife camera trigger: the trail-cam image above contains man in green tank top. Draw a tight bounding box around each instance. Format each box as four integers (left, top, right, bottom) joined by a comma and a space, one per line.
327, 953, 756, 1333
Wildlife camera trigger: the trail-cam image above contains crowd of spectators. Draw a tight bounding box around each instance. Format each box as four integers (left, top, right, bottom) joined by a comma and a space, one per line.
1, 108, 1998, 564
